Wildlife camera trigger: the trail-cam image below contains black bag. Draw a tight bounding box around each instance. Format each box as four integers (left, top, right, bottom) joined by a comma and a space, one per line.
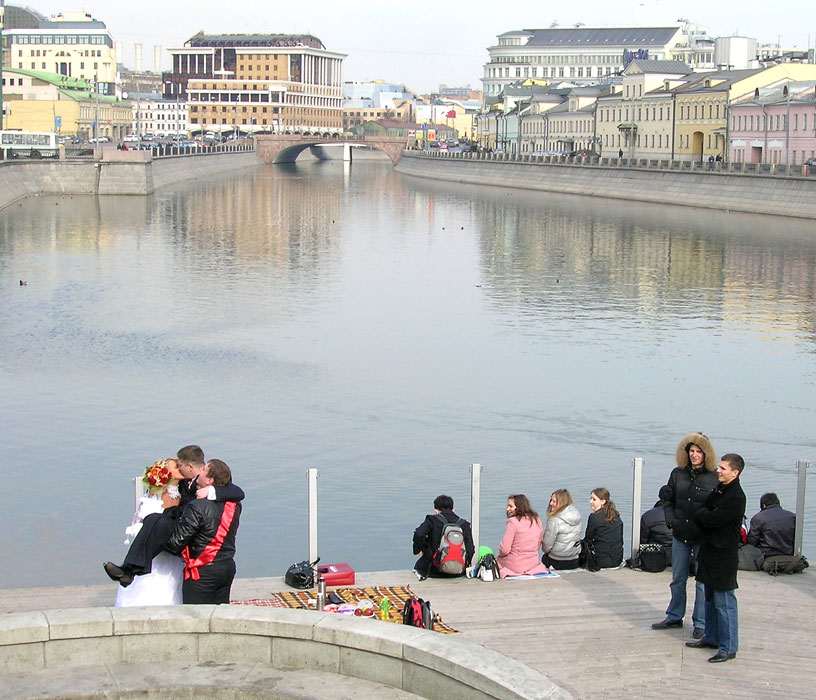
285, 558, 319, 589
629, 543, 668, 573
762, 554, 809, 575
579, 539, 599, 572
402, 595, 434, 629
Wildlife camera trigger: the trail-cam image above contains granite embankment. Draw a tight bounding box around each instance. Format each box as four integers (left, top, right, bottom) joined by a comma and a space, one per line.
396, 151, 816, 219
0, 150, 262, 211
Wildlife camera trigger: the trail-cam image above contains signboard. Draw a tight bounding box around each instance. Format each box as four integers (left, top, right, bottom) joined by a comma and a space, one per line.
54, 116, 62, 128
623, 49, 650, 66
427, 130, 436, 141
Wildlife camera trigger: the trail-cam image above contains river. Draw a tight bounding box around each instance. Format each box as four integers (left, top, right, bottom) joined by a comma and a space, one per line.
1, 160, 814, 587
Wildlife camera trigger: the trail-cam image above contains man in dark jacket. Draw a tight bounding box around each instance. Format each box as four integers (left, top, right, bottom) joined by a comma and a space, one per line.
652, 432, 719, 638
167, 459, 242, 604
412, 495, 474, 580
640, 500, 673, 565
747, 493, 795, 557
686, 453, 746, 662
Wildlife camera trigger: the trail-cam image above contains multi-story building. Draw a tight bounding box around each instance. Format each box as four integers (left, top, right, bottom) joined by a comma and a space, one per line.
343, 100, 413, 132
482, 25, 700, 102
729, 82, 816, 165
2, 67, 131, 138
2, 8, 117, 95
539, 88, 604, 154
164, 32, 344, 135
130, 94, 188, 136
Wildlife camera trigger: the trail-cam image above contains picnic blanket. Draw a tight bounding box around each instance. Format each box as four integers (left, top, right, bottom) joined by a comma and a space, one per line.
233, 584, 457, 633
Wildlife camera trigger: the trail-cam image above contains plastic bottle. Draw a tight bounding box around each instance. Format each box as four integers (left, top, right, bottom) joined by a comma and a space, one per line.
379, 597, 390, 620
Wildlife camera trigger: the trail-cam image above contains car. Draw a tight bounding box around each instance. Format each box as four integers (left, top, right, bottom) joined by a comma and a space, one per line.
88, 135, 111, 143
123, 134, 140, 143
805, 157, 816, 166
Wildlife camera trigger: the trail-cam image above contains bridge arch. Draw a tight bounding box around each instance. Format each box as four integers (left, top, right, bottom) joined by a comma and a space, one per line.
256, 135, 406, 165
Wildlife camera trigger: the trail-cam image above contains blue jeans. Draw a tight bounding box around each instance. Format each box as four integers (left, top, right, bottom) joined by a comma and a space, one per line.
703, 585, 738, 655
665, 538, 705, 628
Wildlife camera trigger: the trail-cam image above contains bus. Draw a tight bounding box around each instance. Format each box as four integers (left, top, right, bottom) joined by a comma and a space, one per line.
0, 131, 59, 159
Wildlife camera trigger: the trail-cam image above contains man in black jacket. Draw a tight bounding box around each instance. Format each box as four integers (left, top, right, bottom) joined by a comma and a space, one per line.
412, 495, 474, 580
747, 493, 795, 557
167, 459, 242, 604
686, 453, 746, 662
652, 432, 719, 638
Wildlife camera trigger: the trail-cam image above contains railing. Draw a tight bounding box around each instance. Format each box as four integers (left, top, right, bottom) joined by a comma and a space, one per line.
405, 149, 816, 178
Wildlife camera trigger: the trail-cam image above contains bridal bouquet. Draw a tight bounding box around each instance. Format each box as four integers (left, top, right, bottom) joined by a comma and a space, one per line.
143, 460, 174, 494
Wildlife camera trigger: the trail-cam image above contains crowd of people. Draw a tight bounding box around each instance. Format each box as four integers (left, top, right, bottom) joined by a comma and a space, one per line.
413, 432, 800, 665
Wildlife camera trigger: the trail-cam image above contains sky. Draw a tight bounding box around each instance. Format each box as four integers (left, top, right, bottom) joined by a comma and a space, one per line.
20, 1, 816, 93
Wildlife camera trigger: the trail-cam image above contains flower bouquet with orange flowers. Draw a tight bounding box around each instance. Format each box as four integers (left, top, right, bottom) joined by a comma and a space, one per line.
142, 459, 174, 494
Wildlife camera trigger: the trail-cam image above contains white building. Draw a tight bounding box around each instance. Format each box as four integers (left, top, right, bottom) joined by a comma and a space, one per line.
130, 94, 188, 136
715, 37, 758, 70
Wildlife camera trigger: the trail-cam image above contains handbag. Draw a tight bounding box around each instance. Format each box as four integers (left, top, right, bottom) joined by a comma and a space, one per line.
631, 543, 668, 573
579, 539, 599, 572
284, 557, 320, 589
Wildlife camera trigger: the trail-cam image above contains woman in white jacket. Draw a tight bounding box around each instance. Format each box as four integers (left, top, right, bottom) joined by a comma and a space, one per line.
541, 489, 582, 570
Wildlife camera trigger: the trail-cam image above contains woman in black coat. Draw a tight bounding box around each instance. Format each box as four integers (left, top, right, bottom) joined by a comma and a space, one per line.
585, 487, 624, 568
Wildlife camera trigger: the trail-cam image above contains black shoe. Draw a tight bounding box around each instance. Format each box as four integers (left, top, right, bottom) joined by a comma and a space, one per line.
686, 639, 718, 649
103, 562, 134, 588
708, 652, 736, 663
651, 618, 683, 630
692, 627, 705, 639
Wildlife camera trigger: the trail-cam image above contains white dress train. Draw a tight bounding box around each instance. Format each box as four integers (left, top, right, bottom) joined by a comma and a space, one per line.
114, 492, 183, 607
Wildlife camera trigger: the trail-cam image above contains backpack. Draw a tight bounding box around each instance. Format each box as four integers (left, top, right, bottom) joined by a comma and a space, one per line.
762, 554, 809, 575
402, 596, 434, 629
433, 514, 466, 575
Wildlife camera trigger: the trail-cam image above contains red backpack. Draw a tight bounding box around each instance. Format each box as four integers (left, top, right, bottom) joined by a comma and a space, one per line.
433, 514, 466, 575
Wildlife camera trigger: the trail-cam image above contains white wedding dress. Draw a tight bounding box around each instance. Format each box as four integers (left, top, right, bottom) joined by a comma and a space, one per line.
114, 490, 184, 607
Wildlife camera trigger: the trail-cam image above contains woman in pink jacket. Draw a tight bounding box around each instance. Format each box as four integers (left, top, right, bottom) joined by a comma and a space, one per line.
497, 494, 551, 577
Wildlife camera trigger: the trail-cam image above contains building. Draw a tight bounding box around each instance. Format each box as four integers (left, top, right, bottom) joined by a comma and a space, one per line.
1, 7, 117, 95
539, 88, 604, 154
1, 67, 131, 138
482, 25, 698, 102
729, 82, 816, 165
164, 32, 344, 135
130, 93, 188, 136
342, 99, 412, 132
354, 119, 454, 143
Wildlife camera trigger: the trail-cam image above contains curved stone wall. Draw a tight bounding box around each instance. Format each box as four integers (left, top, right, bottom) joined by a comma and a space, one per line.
0, 606, 571, 700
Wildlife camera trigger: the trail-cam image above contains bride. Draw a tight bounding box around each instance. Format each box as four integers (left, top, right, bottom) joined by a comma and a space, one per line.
114, 459, 184, 607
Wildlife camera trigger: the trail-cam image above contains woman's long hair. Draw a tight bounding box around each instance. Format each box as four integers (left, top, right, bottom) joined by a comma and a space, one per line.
509, 494, 538, 521
592, 487, 620, 523
546, 489, 573, 517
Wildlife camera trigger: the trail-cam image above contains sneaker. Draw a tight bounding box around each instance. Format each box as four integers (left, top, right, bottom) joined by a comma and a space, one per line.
413, 570, 427, 581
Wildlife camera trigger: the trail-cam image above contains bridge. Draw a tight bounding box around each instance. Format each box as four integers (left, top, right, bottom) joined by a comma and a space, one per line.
255, 134, 406, 165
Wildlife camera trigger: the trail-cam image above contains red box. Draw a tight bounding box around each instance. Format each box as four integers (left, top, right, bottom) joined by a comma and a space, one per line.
317, 562, 355, 586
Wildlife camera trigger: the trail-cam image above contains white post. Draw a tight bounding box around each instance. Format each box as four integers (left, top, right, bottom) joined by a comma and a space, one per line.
631, 457, 644, 556
794, 460, 808, 558
308, 468, 319, 564
132, 477, 143, 510
343, 142, 351, 161
470, 463, 482, 565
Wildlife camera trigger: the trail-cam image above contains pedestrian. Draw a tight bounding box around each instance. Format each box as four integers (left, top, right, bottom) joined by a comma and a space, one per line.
618, 148, 623, 159
746, 493, 795, 557
652, 432, 718, 638
685, 453, 746, 662
412, 495, 474, 580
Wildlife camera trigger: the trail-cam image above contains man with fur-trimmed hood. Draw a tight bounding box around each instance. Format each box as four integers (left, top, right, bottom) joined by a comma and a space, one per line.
651, 432, 718, 638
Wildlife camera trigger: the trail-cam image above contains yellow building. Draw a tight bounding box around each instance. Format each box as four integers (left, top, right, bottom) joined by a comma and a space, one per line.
2, 68, 131, 138
2, 10, 118, 95
674, 63, 816, 161
168, 33, 345, 135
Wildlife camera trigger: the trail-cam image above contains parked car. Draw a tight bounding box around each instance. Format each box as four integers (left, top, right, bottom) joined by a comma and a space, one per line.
805, 157, 816, 166
88, 135, 111, 143
123, 134, 140, 143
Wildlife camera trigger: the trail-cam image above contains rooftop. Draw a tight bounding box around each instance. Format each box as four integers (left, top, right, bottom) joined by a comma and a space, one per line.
185, 32, 326, 50
520, 26, 683, 48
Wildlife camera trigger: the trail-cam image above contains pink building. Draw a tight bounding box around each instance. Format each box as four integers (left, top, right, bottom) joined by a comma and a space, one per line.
729, 82, 816, 164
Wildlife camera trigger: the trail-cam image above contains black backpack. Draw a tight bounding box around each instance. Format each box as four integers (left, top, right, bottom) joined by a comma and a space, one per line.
284, 558, 319, 589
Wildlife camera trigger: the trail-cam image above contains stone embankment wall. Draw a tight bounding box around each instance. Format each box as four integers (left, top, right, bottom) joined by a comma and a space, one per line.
395, 152, 816, 219
0, 605, 571, 700
0, 151, 262, 211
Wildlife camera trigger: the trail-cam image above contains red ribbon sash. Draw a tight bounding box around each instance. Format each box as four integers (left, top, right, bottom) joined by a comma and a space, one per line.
181, 501, 237, 581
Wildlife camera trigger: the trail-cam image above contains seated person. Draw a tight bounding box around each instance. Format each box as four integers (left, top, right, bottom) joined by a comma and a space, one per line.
497, 494, 550, 578
747, 492, 795, 557
585, 487, 623, 568
640, 499, 673, 564
541, 489, 582, 570
413, 494, 474, 580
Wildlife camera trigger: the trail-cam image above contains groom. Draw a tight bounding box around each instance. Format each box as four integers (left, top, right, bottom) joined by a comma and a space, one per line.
166, 459, 242, 604
104, 445, 244, 587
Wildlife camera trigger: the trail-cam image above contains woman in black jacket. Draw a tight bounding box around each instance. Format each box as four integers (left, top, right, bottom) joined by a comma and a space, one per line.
585, 487, 623, 568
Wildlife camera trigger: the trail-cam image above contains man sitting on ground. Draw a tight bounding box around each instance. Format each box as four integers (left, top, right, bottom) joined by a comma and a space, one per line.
747, 492, 795, 557
413, 495, 474, 580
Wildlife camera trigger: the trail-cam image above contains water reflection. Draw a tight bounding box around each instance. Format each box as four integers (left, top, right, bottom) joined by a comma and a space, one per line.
0, 162, 814, 588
